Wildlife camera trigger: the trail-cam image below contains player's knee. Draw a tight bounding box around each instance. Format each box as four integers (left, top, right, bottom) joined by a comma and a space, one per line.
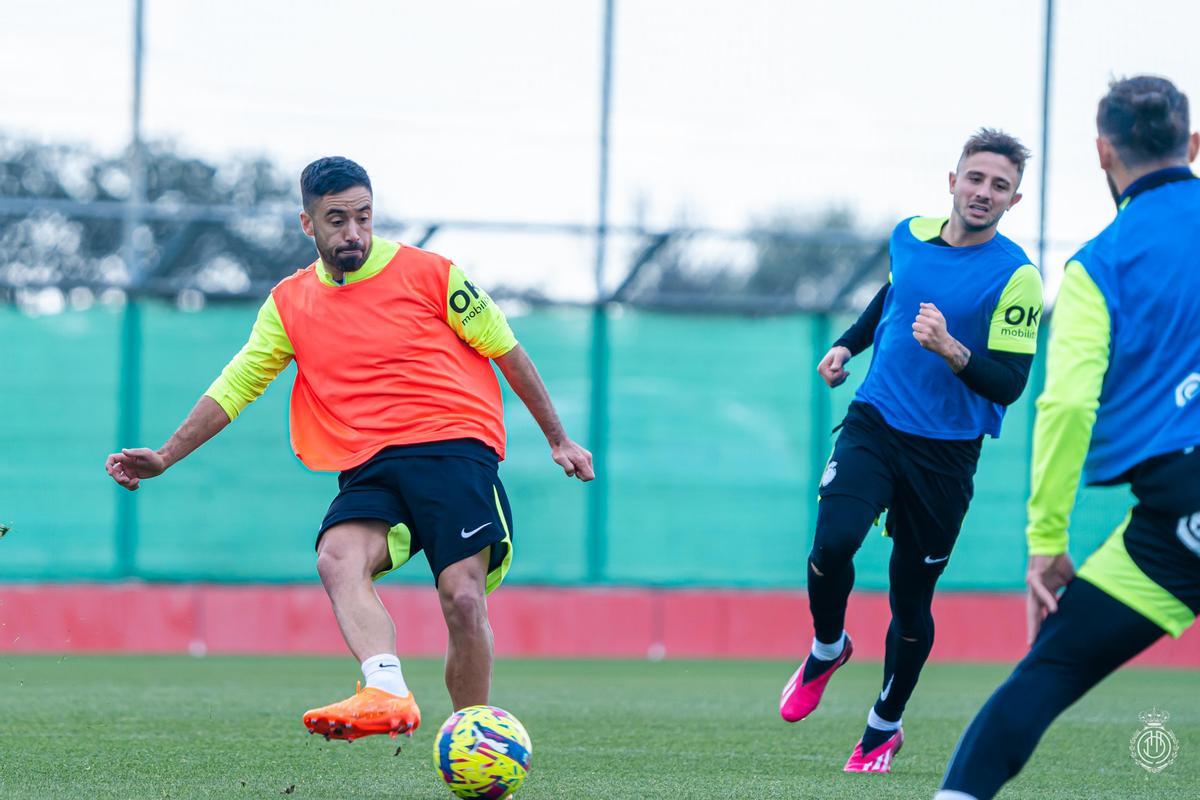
893, 617, 925, 642
812, 496, 874, 569
892, 599, 936, 642
315, 536, 370, 584
315, 548, 345, 585
438, 583, 487, 630
894, 611, 934, 643
809, 540, 855, 576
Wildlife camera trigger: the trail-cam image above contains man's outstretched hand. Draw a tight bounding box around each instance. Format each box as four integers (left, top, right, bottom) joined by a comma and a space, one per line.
551, 439, 595, 482
105, 448, 166, 491
103, 397, 231, 491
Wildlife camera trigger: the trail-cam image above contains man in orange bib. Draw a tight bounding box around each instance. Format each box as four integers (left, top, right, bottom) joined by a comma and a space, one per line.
105, 157, 594, 740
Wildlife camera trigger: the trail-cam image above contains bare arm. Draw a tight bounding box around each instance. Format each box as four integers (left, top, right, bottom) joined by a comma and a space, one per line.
104, 395, 231, 491
494, 344, 594, 481
106, 297, 293, 491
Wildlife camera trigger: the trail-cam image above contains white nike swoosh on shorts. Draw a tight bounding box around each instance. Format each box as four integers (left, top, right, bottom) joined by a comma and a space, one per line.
461, 522, 493, 539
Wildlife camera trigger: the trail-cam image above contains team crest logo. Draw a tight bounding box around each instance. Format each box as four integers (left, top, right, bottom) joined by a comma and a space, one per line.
1129, 708, 1179, 773
1175, 373, 1200, 408
821, 460, 838, 488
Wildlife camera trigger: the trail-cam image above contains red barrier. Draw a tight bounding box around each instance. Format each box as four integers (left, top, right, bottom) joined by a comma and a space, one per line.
0, 583, 1197, 666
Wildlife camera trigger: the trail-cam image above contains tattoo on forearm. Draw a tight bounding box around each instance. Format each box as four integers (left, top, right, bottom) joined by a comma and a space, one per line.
945, 340, 971, 373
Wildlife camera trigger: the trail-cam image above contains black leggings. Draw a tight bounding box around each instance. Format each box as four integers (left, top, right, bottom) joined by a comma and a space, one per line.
808, 493, 948, 722
939, 578, 1165, 799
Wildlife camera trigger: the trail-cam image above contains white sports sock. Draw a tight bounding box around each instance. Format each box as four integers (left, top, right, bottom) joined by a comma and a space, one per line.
867, 706, 901, 731
933, 792, 979, 800
361, 653, 410, 697
811, 631, 846, 661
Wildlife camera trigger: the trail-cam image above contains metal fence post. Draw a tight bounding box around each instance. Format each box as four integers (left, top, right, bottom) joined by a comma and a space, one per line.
810, 313, 832, 493
114, 299, 141, 577
586, 304, 610, 582
1027, 0, 1055, 496
114, 0, 146, 579
585, 0, 616, 583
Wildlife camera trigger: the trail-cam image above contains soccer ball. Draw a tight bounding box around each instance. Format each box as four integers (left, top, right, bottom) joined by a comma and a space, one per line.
432, 705, 533, 799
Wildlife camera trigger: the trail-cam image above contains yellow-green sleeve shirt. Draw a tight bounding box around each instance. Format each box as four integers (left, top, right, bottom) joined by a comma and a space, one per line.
446, 263, 518, 358
1026, 261, 1112, 555
987, 263, 1044, 355
204, 296, 295, 421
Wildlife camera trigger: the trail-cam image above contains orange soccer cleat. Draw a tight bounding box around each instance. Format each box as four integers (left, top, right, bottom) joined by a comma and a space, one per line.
303, 682, 421, 741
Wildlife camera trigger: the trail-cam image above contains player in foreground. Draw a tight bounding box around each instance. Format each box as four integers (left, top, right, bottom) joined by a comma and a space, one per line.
779, 130, 1044, 773
935, 76, 1200, 800
105, 157, 593, 740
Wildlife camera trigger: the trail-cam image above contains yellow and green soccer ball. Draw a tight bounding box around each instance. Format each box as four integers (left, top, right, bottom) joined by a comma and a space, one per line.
433, 705, 532, 799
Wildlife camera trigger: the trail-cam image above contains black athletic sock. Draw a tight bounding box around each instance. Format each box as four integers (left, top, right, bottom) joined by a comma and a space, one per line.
801, 654, 832, 683
800, 641, 846, 683
860, 723, 896, 754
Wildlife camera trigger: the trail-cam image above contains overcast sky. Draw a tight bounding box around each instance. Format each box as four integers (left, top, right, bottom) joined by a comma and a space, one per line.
4, 0, 1199, 299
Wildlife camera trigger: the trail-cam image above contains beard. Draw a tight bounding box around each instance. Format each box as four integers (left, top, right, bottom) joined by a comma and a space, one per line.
332, 248, 367, 271
319, 240, 369, 272
1106, 172, 1122, 207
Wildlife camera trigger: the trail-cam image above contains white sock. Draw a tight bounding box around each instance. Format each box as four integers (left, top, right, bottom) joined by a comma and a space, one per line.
361, 653, 409, 697
811, 631, 845, 661
933, 793, 978, 800
867, 707, 901, 731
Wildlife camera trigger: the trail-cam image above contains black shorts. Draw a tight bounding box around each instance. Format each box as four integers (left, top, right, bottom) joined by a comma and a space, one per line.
318, 439, 514, 593
818, 402, 980, 564
1077, 445, 1200, 636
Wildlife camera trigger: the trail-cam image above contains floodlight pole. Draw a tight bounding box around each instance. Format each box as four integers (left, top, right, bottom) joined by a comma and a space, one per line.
1037, 0, 1054, 276
115, 0, 146, 579
586, 0, 615, 583
1026, 0, 1055, 489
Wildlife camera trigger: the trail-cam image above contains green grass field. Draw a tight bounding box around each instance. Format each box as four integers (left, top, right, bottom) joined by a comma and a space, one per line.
0, 655, 1194, 799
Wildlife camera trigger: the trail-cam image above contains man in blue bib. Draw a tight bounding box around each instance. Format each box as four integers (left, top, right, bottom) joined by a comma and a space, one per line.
936, 76, 1200, 800
778, 130, 1044, 773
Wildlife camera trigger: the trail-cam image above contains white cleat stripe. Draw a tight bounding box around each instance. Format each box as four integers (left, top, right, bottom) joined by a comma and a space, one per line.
781, 668, 801, 701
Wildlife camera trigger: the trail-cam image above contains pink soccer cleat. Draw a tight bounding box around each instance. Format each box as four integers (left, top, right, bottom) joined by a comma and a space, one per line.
843, 728, 904, 773
779, 635, 854, 722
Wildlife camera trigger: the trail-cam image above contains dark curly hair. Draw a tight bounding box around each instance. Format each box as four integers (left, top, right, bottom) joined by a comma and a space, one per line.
1098, 76, 1190, 166
300, 157, 372, 211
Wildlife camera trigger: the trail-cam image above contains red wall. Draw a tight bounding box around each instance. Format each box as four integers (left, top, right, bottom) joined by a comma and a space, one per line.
1, 583, 1197, 666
